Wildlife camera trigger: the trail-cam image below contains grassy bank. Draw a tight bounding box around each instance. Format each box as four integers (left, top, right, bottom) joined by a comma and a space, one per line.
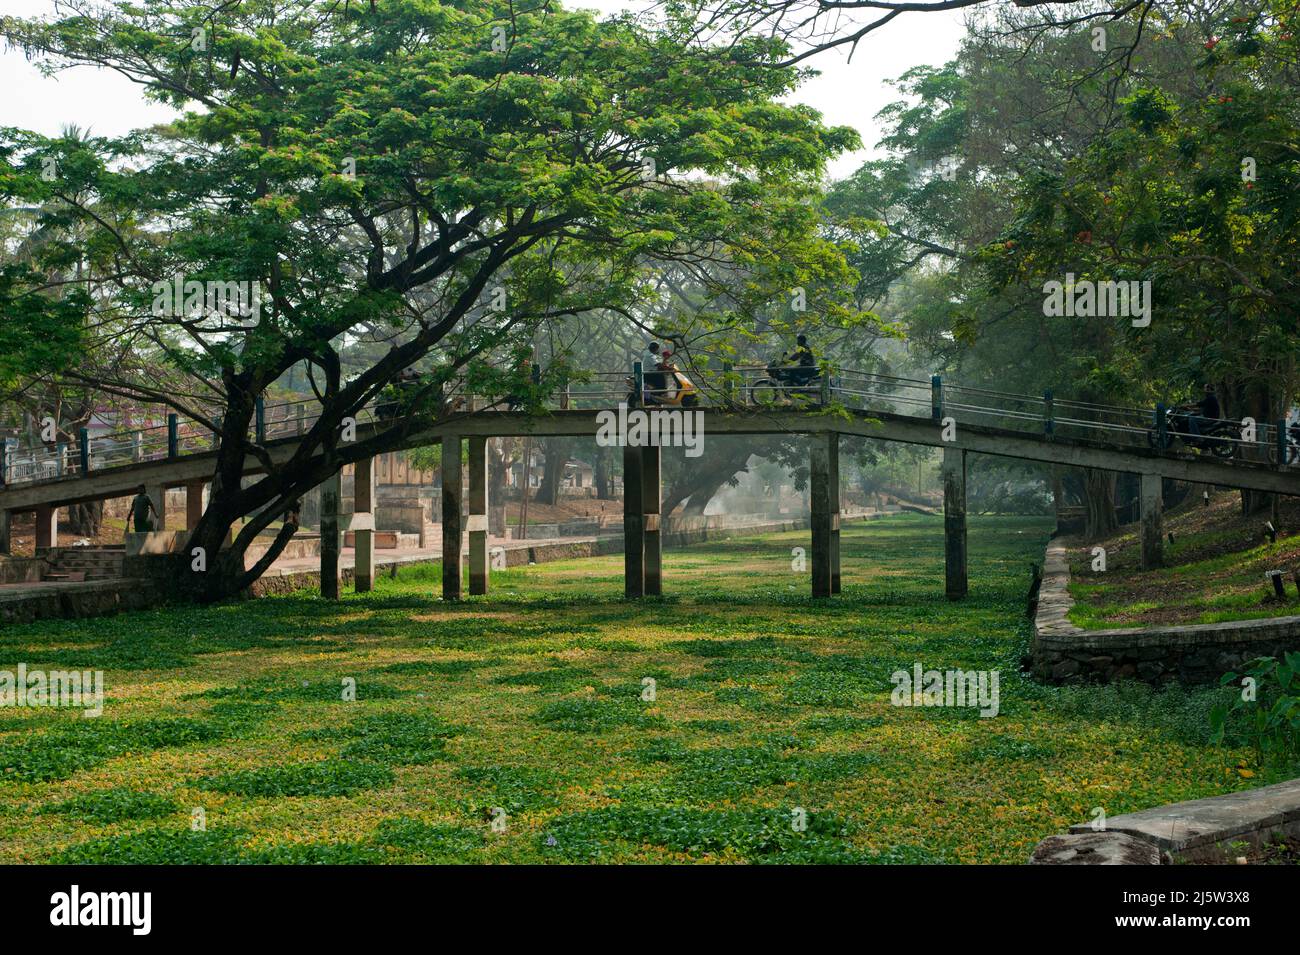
0, 515, 1268, 864
1066, 493, 1300, 629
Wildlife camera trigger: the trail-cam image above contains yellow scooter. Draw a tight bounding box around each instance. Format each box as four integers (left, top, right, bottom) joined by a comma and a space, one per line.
625, 354, 700, 408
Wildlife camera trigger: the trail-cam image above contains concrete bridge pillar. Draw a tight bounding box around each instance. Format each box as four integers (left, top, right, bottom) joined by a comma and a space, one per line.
185, 481, 207, 531
810, 433, 836, 598
353, 457, 376, 594
301, 483, 321, 530
145, 484, 167, 531
829, 435, 841, 594
35, 504, 58, 551
441, 435, 463, 601
467, 436, 489, 595
942, 447, 967, 600
1140, 472, 1163, 570
642, 445, 662, 596
0, 509, 11, 555
623, 445, 645, 598
320, 470, 342, 600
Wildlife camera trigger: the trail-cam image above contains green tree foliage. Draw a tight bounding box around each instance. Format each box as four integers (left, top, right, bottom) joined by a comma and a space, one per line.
827, 1, 1300, 529
0, 0, 863, 597
0, 264, 86, 388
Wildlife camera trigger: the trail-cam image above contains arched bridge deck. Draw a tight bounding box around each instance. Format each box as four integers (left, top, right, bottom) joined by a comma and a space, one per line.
1, 369, 1295, 600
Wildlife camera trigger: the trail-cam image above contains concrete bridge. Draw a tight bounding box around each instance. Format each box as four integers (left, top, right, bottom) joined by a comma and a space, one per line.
1, 369, 1296, 600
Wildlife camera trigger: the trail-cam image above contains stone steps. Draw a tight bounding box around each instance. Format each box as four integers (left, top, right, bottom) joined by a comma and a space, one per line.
43, 547, 125, 581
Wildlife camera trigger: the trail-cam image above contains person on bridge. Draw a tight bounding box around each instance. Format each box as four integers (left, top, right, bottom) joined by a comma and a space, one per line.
781, 334, 818, 387
130, 485, 159, 533
1183, 383, 1221, 439
641, 341, 665, 403
650, 350, 679, 404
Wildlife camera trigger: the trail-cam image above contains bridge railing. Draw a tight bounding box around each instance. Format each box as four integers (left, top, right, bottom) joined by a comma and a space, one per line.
836, 371, 933, 418
2, 368, 1295, 491
551, 372, 630, 410
2, 444, 75, 485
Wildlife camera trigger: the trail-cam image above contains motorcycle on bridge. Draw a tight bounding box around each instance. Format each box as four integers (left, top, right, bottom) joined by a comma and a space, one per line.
1147, 406, 1239, 459
748, 355, 825, 406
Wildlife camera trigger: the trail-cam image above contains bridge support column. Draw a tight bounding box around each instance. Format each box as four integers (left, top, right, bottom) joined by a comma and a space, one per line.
442, 435, 463, 601
810, 434, 835, 598
624, 445, 645, 599
642, 445, 662, 596
829, 434, 841, 594
145, 484, 166, 530
35, 504, 57, 552
320, 470, 342, 600
468, 437, 489, 596
1140, 472, 1163, 570
0, 510, 11, 555
185, 481, 207, 531
943, 447, 967, 600
353, 458, 376, 594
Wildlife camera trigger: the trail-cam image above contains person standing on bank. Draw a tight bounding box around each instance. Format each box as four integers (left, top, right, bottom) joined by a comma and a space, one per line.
130, 485, 159, 532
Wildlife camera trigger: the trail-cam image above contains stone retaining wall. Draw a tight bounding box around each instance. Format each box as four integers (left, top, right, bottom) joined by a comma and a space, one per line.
2, 512, 881, 624
1032, 540, 1300, 685
0, 555, 47, 585
0, 578, 164, 625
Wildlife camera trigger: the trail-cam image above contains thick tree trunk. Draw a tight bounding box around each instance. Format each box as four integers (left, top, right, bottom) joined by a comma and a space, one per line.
662, 447, 751, 516
67, 500, 103, 537
1235, 381, 1274, 515
1082, 468, 1118, 539
1050, 467, 1064, 531
682, 475, 732, 516
487, 438, 513, 536
593, 446, 614, 500
534, 438, 571, 506
173, 392, 323, 602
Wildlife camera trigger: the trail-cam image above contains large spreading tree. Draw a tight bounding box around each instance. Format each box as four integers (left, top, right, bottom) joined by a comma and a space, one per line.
0, 0, 860, 600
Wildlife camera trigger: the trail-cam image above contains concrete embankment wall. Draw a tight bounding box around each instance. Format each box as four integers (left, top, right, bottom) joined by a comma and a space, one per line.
1, 511, 887, 624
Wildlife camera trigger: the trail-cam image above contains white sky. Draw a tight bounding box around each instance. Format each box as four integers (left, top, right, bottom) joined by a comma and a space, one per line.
0, 0, 967, 180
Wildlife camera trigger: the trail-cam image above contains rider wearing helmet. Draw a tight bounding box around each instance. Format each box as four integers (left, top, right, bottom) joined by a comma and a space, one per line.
1184, 383, 1221, 439
783, 335, 817, 387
